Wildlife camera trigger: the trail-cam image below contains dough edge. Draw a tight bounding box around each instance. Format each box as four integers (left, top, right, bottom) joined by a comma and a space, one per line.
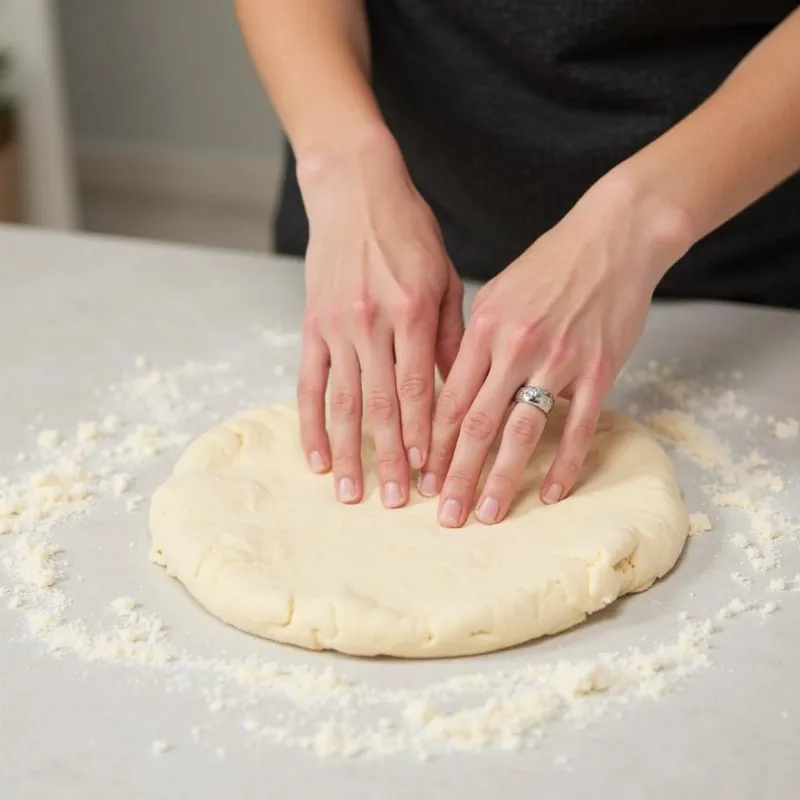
150, 405, 688, 659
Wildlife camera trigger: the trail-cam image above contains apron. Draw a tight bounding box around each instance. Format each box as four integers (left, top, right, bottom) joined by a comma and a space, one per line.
275, 0, 800, 307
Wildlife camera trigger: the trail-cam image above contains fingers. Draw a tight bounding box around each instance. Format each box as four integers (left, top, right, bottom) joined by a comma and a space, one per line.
539, 382, 602, 504
434, 370, 510, 528
297, 331, 331, 473
435, 273, 465, 380
474, 388, 553, 524
328, 344, 364, 504
359, 331, 410, 509
420, 339, 491, 500
474, 380, 601, 524
395, 319, 437, 472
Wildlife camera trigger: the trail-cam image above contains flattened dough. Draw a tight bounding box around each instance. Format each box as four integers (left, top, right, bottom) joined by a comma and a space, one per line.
150, 403, 687, 658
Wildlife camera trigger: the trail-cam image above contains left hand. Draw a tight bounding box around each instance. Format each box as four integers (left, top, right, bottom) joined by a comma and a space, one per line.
419, 172, 692, 527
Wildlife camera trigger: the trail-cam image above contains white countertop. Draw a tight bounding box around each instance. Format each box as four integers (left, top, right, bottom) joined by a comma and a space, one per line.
1, 224, 800, 799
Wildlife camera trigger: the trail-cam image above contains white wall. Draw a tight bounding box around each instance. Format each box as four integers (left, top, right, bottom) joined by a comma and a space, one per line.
1, 0, 79, 228
58, 0, 283, 158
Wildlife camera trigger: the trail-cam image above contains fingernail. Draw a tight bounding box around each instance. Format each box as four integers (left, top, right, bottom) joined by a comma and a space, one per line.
338, 476, 357, 503
309, 451, 326, 473
543, 483, 563, 505
419, 472, 438, 497
383, 481, 402, 508
439, 498, 462, 526
476, 496, 500, 524
407, 446, 423, 470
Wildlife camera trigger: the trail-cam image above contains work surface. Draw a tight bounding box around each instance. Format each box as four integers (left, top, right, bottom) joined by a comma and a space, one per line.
2, 224, 799, 800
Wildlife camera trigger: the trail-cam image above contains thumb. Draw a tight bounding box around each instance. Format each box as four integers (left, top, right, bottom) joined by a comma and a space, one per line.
435, 271, 465, 380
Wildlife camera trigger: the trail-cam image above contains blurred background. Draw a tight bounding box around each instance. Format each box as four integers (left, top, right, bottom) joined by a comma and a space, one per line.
0, 0, 284, 251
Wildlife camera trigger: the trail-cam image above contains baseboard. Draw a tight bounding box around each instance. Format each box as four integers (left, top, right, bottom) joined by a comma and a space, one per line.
76, 140, 284, 215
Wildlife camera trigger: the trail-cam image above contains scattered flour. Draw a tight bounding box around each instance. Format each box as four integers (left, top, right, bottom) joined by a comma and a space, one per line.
2, 351, 798, 761
688, 513, 712, 536
717, 598, 748, 620
37, 429, 60, 449
125, 495, 144, 512
151, 740, 170, 756
110, 473, 131, 496
711, 490, 752, 509
111, 597, 137, 615
773, 418, 799, 440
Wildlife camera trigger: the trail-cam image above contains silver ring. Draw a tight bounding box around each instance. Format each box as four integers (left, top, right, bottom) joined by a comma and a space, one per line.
514, 385, 554, 416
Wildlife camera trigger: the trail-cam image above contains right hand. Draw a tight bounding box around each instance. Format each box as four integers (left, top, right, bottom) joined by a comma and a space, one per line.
296, 129, 464, 508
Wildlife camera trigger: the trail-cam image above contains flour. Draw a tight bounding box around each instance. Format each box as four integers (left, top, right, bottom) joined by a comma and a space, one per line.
641, 380, 798, 584
111, 597, 137, 615
773, 418, 799, 440
688, 512, 712, 535
151, 740, 170, 756
125, 495, 144, 512
2, 347, 799, 761
37, 429, 60, 449
711, 490, 753, 509
718, 598, 748, 620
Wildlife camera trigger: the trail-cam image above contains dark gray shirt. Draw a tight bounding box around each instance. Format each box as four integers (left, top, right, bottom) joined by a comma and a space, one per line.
275, 0, 800, 307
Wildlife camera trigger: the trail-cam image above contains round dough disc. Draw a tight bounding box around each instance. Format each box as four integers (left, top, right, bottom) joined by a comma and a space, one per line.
150, 403, 687, 658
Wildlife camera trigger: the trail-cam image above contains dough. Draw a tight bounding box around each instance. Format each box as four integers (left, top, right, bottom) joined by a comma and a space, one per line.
150, 403, 688, 658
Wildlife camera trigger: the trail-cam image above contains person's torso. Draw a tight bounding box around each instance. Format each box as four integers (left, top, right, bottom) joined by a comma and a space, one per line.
275, 1, 800, 306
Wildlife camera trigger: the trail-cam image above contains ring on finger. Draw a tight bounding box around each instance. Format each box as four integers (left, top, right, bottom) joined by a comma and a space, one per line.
513, 384, 555, 416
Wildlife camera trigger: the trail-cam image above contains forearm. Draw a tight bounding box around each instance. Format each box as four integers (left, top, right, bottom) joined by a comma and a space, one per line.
612, 8, 800, 272
234, 0, 390, 164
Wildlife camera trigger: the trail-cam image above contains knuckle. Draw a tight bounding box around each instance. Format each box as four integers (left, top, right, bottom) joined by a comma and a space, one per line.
350, 296, 379, 330
434, 390, 466, 427
557, 457, 583, 481
377, 451, 405, 472
443, 469, 472, 493
366, 391, 396, 422
470, 311, 496, 339
428, 441, 454, 469
332, 452, 358, 474
395, 291, 429, 325
402, 418, 425, 443
572, 416, 598, 447
397, 373, 429, 403
462, 411, 495, 443
297, 379, 324, 403
510, 414, 541, 446
487, 470, 517, 496
330, 391, 359, 420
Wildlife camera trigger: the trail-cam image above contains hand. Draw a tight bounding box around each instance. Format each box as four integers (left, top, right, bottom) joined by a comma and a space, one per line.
419, 172, 692, 527
296, 130, 464, 508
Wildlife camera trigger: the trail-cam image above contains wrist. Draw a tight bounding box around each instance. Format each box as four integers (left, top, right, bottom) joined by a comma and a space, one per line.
584, 163, 697, 287
295, 123, 403, 191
